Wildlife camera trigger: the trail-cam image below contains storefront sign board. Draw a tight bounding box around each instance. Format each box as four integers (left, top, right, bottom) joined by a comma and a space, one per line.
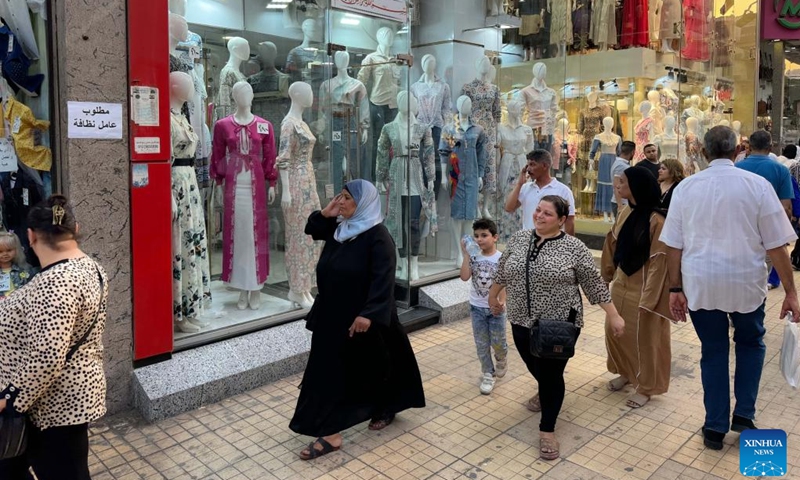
331, 0, 407, 23
763, 0, 800, 40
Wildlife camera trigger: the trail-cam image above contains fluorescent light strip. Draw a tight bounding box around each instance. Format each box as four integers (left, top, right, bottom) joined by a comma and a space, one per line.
340, 18, 360, 25
266, 3, 288, 8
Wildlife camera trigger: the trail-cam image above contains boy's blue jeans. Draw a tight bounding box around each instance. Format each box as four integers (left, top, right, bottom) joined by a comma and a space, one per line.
470, 305, 508, 375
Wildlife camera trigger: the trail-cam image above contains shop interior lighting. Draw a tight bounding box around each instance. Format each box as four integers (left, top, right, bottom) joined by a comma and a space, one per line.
340, 17, 360, 25
266, 3, 289, 8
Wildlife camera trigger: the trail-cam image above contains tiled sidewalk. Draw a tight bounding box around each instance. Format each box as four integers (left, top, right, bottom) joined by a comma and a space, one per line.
89, 288, 800, 480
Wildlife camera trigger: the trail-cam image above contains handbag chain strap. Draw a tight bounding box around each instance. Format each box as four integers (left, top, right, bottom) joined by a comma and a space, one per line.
65, 264, 105, 364
524, 231, 577, 325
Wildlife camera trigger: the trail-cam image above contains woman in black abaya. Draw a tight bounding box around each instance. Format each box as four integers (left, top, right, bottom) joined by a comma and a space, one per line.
289, 179, 425, 460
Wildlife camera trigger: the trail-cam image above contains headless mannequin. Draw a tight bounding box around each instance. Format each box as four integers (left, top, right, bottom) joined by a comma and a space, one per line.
225, 82, 276, 310
388, 92, 434, 281
281, 82, 316, 308
647, 90, 666, 135
487, 0, 504, 15
171, 72, 211, 333
442, 96, 484, 266
590, 117, 620, 224
316, 51, 369, 187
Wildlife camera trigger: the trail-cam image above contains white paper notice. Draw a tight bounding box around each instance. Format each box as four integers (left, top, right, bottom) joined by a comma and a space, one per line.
68, 102, 123, 139
0, 138, 18, 173
131, 86, 159, 126
134, 137, 160, 155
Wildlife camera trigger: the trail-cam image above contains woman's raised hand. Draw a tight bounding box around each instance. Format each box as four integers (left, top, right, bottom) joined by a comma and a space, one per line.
321, 194, 343, 218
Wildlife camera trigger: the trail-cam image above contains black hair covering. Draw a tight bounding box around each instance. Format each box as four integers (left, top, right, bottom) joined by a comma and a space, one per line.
613, 167, 664, 276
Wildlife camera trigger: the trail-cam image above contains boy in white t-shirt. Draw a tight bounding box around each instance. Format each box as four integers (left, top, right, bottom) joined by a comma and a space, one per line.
460, 218, 508, 395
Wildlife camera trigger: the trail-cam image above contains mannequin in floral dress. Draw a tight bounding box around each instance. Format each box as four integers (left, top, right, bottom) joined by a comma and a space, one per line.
684, 117, 706, 175
496, 100, 534, 244
460, 56, 501, 218
633, 101, 654, 163
278, 82, 322, 309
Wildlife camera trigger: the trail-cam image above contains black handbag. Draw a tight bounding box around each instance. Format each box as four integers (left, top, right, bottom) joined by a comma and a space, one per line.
0, 265, 104, 460
524, 231, 579, 359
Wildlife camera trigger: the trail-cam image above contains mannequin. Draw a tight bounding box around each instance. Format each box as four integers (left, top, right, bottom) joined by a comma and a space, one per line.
317, 51, 369, 193
376, 91, 436, 281
681, 95, 705, 131
359, 27, 401, 181
589, 117, 620, 223
278, 82, 321, 309
440, 96, 488, 266
647, 90, 666, 135
518, 62, 558, 152
548, 0, 574, 58
170, 72, 212, 333
719, 119, 730, 127
684, 117, 706, 175
210, 82, 277, 311
461, 56, 501, 218
659, 0, 682, 53
633, 101, 654, 163
732, 120, 742, 142
654, 116, 679, 162
410, 54, 452, 199
497, 99, 535, 244
286, 19, 322, 84
578, 91, 613, 155
168, 14, 190, 74
487, 0, 504, 16
217, 37, 250, 120
590, 0, 617, 51
249, 42, 290, 96
552, 118, 576, 185
704, 100, 725, 129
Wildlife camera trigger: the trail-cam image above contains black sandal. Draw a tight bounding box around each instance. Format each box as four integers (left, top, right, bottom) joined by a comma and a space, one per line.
299, 437, 340, 460
368, 413, 396, 431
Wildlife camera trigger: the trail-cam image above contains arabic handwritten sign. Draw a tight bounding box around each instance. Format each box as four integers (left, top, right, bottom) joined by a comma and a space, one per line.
67, 102, 123, 139
331, 0, 407, 22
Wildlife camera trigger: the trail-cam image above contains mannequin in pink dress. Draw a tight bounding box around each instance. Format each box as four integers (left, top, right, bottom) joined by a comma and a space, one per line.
633, 101, 654, 164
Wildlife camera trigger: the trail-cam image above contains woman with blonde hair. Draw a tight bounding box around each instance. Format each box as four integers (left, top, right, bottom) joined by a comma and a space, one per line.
656, 158, 686, 211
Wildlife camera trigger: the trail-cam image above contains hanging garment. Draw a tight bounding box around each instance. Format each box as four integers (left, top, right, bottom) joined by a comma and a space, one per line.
620, 0, 649, 47
376, 121, 437, 250
216, 65, 246, 121
497, 123, 534, 243
633, 117, 653, 162
170, 111, 211, 322
681, 0, 711, 61
577, 104, 613, 154
550, 0, 574, 46
655, 133, 679, 161
0, 26, 43, 96
590, 0, 617, 46
0, 167, 42, 265
659, 0, 682, 40
410, 76, 452, 130
572, 0, 593, 48
461, 79, 501, 194
0, 96, 50, 171
210, 116, 277, 289
277, 116, 322, 294
0, 0, 39, 59
439, 121, 488, 220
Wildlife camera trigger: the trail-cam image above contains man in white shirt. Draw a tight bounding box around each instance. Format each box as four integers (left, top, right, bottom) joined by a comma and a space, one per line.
610, 141, 635, 219
660, 126, 800, 451
504, 149, 575, 235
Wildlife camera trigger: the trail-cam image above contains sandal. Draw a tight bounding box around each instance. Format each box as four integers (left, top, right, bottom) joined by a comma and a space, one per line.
368, 413, 395, 431
299, 437, 340, 460
626, 393, 650, 409
539, 437, 560, 460
526, 394, 542, 412
607, 376, 629, 392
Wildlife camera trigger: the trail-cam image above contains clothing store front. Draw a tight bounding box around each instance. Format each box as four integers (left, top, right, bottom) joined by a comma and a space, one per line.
486, 0, 760, 237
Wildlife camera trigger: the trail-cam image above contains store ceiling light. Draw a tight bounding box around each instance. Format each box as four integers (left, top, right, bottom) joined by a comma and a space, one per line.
266, 3, 289, 8
341, 18, 360, 25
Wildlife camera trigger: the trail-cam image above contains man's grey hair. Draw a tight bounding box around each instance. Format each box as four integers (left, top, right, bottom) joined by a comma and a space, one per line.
527, 149, 552, 166
749, 130, 772, 152
704, 126, 739, 159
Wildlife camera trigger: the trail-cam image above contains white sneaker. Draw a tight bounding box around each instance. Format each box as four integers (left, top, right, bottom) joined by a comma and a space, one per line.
495, 359, 508, 378
479, 373, 495, 395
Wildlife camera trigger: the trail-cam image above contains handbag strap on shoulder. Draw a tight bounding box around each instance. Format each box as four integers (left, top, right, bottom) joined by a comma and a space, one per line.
65, 264, 104, 364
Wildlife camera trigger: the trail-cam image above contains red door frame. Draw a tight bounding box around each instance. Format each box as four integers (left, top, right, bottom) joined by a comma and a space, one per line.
128, 0, 174, 361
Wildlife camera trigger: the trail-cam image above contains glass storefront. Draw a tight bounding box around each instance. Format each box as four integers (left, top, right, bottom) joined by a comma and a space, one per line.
164, 0, 761, 347
490, 0, 758, 235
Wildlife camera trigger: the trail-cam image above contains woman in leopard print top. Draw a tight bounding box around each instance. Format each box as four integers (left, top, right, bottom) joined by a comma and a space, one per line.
489, 195, 624, 462
0, 195, 108, 480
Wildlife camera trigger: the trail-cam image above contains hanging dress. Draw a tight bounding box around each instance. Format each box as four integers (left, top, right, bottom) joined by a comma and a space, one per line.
681, 0, 710, 61
461, 79, 501, 194
590, 0, 617, 46
497, 123, 535, 243
620, 0, 649, 47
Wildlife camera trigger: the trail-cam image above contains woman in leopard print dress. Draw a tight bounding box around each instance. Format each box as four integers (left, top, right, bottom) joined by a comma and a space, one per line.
0, 195, 108, 480
489, 195, 624, 461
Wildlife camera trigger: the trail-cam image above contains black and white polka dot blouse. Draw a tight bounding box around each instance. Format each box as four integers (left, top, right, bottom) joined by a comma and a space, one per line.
0, 256, 108, 429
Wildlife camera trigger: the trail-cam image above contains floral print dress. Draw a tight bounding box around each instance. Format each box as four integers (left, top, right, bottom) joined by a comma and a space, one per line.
171, 111, 212, 323
461, 79, 501, 194
278, 116, 322, 294
497, 123, 534, 243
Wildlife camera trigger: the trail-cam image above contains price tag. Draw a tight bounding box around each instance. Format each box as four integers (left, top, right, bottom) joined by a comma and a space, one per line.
22, 188, 28, 206
11, 117, 20, 135
332, 131, 342, 142
7, 35, 13, 54
188, 45, 201, 60
257, 123, 270, 135
0, 272, 10, 292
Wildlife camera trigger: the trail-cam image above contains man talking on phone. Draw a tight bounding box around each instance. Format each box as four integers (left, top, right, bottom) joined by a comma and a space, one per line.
504, 149, 576, 235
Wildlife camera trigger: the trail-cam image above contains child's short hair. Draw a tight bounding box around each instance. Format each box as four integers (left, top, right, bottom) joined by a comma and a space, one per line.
0, 232, 27, 268
472, 218, 498, 236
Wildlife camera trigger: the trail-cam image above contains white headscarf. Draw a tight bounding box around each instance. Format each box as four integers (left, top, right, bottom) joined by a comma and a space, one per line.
334, 180, 383, 243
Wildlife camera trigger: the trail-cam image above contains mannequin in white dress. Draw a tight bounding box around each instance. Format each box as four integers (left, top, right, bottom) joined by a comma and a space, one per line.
497, 100, 534, 243
647, 90, 666, 136
487, 0, 504, 15
218, 37, 250, 119
654, 116, 679, 161
681, 95, 705, 131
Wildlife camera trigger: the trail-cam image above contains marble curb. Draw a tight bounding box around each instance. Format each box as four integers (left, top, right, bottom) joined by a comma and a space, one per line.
132, 320, 311, 422
419, 278, 470, 324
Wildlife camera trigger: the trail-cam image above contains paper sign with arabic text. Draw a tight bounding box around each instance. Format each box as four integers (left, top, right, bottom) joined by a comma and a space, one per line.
68, 102, 123, 139
331, 0, 407, 23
